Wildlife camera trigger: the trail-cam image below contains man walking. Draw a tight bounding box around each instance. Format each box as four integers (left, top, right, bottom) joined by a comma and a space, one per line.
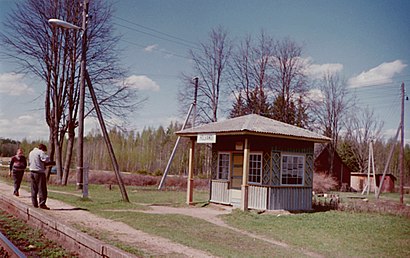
29, 144, 53, 209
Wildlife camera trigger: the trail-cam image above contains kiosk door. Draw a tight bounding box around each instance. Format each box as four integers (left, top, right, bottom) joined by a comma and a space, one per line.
231, 153, 243, 189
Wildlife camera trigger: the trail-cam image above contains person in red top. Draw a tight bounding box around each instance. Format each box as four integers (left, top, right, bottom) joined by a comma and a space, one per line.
9, 148, 27, 196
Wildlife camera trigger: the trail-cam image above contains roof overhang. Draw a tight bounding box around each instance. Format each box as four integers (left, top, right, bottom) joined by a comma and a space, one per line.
176, 130, 331, 143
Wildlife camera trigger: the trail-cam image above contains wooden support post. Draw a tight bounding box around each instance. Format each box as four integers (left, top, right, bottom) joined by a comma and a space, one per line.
85, 70, 129, 202
187, 138, 195, 205
377, 125, 400, 198
241, 138, 249, 211
158, 103, 194, 189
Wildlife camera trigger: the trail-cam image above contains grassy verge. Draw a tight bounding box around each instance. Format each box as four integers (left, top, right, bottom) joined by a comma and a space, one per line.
223, 209, 410, 257
0, 209, 77, 257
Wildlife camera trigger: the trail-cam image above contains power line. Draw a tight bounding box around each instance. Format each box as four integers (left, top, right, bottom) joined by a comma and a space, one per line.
114, 21, 200, 51
120, 38, 190, 60
347, 77, 410, 92
113, 16, 199, 48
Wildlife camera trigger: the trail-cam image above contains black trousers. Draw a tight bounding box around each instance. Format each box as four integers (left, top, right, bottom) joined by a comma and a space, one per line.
12, 170, 24, 194
30, 172, 47, 207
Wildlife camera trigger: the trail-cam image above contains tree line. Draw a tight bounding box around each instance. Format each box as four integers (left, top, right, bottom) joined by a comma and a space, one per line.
1, 128, 409, 186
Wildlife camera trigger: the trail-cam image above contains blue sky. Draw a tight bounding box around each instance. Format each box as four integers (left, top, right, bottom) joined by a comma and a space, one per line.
0, 0, 409, 143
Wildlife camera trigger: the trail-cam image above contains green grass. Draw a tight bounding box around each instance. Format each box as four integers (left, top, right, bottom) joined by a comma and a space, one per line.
0, 209, 76, 257
223, 209, 410, 258
101, 210, 303, 257
47, 184, 210, 211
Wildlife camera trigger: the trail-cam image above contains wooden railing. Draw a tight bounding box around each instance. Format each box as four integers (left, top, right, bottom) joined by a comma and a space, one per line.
210, 180, 230, 204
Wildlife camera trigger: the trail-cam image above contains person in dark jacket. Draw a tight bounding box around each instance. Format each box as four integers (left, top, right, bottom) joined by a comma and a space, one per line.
9, 148, 28, 196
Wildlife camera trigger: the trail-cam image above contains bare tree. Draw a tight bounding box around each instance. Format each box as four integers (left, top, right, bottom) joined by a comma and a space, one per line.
228, 32, 274, 117
270, 38, 309, 125
344, 106, 384, 173
180, 26, 232, 123
1, 0, 144, 184
311, 71, 353, 182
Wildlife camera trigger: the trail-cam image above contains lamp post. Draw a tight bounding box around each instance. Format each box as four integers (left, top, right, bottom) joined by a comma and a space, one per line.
49, 0, 89, 193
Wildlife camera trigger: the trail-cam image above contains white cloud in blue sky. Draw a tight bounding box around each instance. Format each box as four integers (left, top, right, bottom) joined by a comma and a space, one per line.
0, 113, 48, 140
0, 72, 34, 96
306, 62, 344, 80
124, 75, 160, 91
348, 60, 407, 88
144, 44, 158, 52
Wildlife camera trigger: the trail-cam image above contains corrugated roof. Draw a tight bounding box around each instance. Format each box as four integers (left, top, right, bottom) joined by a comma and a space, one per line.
176, 114, 330, 142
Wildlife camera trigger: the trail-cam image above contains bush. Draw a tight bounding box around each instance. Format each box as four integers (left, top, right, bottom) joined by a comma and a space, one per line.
152, 170, 163, 177
313, 172, 338, 193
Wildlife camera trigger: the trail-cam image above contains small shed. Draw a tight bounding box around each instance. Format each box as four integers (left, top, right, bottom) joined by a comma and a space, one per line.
176, 114, 330, 211
350, 173, 397, 193
314, 145, 351, 190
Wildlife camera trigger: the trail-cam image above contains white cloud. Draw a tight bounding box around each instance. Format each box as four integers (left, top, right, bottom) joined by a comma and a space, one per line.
306, 63, 344, 80
348, 60, 407, 88
382, 128, 410, 145
305, 88, 325, 103
0, 72, 34, 96
144, 44, 158, 52
123, 75, 160, 91
0, 113, 49, 141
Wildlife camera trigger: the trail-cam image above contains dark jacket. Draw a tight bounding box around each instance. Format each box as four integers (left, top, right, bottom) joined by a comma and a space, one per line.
10, 155, 27, 172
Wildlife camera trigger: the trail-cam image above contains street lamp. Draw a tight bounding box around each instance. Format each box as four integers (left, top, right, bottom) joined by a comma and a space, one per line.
48, 0, 89, 195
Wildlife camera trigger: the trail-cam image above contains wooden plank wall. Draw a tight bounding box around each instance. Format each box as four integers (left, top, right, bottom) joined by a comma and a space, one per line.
268, 187, 312, 211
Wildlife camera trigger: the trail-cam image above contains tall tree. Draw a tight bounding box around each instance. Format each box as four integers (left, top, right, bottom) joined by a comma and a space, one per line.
313, 72, 351, 147
344, 106, 384, 173
180, 26, 232, 123
270, 38, 309, 125
228, 32, 273, 117
312, 72, 352, 176
1, 0, 143, 184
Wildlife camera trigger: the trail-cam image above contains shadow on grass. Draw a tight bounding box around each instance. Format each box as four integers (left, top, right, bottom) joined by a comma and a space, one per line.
51, 207, 89, 211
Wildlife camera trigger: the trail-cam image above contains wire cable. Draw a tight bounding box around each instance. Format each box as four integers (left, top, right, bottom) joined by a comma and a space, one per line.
113, 16, 199, 48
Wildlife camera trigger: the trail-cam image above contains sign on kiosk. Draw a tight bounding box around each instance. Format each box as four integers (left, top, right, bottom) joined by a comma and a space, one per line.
197, 133, 216, 143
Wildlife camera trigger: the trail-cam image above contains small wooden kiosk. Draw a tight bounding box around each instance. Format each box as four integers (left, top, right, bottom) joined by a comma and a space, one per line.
176, 114, 330, 211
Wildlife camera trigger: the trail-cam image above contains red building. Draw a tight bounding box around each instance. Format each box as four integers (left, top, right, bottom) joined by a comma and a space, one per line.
314, 145, 351, 190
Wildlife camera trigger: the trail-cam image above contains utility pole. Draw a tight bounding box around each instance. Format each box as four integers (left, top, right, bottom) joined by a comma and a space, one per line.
193, 77, 199, 128
399, 82, 405, 205
76, 0, 89, 190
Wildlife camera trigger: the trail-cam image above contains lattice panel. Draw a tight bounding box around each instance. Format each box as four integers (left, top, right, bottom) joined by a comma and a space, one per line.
262, 152, 271, 185
305, 154, 314, 186
211, 150, 218, 180
271, 151, 281, 186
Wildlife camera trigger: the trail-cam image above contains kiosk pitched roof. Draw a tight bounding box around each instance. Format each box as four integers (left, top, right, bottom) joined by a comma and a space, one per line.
176, 114, 330, 143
